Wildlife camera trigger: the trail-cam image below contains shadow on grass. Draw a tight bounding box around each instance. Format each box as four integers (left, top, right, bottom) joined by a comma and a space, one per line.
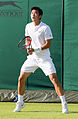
21, 110, 61, 113
69, 111, 78, 114
20, 110, 78, 114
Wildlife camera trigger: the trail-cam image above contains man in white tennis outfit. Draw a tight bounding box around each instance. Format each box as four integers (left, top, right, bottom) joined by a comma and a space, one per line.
14, 6, 68, 113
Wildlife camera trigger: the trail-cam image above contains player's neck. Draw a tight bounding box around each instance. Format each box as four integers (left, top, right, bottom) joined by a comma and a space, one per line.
33, 20, 41, 26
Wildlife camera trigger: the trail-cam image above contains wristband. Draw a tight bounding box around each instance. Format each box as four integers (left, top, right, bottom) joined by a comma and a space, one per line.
33, 47, 42, 52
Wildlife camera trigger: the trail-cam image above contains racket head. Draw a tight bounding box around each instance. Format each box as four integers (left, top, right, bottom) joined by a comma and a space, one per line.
18, 36, 32, 49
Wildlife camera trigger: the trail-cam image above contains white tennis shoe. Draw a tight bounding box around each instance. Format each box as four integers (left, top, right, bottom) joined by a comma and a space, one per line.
62, 103, 69, 114
13, 101, 26, 112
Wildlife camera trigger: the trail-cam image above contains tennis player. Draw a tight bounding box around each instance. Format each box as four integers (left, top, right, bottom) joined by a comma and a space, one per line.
14, 6, 68, 113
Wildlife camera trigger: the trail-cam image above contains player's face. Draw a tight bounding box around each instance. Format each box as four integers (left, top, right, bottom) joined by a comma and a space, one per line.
31, 10, 41, 22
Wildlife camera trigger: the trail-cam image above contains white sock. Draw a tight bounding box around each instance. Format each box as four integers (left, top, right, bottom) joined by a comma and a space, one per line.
18, 94, 23, 103
60, 95, 66, 104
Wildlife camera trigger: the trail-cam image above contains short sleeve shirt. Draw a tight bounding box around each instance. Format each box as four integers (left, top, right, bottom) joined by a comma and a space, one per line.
25, 22, 53, 59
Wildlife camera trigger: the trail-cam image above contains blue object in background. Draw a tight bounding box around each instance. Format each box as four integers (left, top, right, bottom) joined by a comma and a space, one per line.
14, 96, 18, 102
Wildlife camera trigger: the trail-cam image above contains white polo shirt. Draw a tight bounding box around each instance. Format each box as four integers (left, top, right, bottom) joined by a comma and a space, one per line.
25, 21, 53, 59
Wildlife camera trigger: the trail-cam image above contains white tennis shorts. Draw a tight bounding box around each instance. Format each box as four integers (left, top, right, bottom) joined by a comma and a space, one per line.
21, 55, 56, 76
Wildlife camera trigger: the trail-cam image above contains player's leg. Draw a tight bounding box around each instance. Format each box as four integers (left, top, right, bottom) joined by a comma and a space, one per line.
14, 72, 31, 112
39, 57, 68, 114
14, 56, 38, 112
49, 73, 64, 96
18, 72, 31, 95
49, 73, 68, 113
17, 56, 38, 103
17, 72, 31, 103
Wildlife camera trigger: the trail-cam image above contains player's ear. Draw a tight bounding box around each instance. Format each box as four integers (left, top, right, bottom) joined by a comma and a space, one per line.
39, 15, 42, 19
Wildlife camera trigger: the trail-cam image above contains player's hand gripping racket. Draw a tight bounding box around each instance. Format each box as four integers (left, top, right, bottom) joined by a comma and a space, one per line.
18, 36, 42, 52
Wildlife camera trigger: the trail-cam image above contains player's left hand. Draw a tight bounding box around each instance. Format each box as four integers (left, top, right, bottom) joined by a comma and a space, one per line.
27, 48, 33, 55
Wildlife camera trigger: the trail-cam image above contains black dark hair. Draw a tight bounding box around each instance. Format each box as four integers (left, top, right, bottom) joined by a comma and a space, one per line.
31, 6, 43, 16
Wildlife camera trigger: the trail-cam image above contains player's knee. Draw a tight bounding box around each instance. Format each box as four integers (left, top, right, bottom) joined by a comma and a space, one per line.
49, 73, 58, 83
52, 77, 58, 84
18, 76, 23, 82
18, 74, 25, 82
18, 72, 30, 82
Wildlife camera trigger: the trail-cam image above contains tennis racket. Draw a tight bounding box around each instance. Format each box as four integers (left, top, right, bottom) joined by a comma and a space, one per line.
18, 36, 32, 49
18, 36, 41, 52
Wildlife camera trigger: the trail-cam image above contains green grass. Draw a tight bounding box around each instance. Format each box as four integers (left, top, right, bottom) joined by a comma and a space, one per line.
0, 102, 78, 119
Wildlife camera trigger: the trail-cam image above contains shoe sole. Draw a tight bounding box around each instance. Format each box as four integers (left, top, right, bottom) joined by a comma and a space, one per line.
62, 111, 69, 114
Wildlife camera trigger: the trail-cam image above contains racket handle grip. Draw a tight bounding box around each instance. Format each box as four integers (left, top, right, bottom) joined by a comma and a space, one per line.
33, 48, 42, 52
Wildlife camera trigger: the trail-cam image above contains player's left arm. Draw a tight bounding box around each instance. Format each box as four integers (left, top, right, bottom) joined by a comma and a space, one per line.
41, 39, 52, 50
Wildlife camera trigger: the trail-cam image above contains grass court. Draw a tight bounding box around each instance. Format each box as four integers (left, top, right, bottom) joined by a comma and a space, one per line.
0, 102, 78, 119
